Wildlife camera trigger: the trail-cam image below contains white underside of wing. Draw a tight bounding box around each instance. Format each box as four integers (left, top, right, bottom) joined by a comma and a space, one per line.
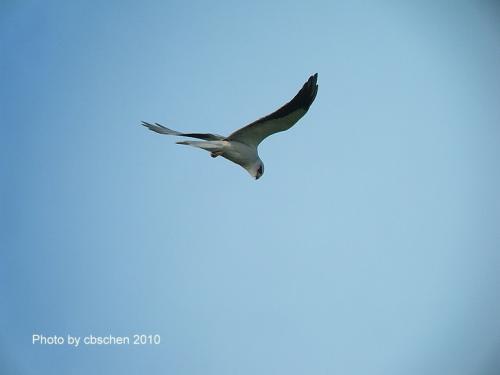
230, 108, 307, 147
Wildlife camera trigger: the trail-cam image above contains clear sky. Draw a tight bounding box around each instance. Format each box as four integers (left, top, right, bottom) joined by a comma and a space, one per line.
1, 1, 500, 374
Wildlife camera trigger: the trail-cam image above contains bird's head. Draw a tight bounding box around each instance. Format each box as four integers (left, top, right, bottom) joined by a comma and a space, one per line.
248, 160, 264, 180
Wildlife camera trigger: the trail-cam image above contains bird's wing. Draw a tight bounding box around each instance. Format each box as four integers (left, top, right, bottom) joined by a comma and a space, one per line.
226, 73, 318, 147
141, 121, 225, 141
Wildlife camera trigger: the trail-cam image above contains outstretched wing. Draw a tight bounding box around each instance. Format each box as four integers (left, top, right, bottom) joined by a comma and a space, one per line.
141, 121, 225, 141
226, 73, 318, 147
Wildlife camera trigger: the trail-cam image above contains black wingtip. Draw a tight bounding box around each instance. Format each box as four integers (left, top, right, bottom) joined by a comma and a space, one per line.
297, 73, 318, 111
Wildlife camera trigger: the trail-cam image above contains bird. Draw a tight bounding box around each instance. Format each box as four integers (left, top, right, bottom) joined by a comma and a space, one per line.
141, 73, 318, 180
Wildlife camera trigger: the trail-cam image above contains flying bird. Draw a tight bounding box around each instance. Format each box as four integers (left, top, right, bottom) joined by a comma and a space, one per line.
141, 73, 318, 179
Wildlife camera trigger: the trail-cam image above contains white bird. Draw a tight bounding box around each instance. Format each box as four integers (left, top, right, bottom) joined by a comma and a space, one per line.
142, 73, 318, 179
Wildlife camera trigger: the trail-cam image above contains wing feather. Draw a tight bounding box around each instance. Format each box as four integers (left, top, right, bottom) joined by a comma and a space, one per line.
141, 121, 225, 141
226, 73, 318, 147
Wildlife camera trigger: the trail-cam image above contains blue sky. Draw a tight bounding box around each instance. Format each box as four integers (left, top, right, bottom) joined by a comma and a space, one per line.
1, 1, 500, 374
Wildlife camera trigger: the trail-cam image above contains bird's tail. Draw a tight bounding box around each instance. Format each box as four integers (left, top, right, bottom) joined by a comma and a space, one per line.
176, 140, 224, 154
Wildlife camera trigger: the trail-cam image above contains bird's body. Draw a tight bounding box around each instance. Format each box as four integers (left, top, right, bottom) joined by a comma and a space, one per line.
177, 139, 263, 177
142, 73, 318, 179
